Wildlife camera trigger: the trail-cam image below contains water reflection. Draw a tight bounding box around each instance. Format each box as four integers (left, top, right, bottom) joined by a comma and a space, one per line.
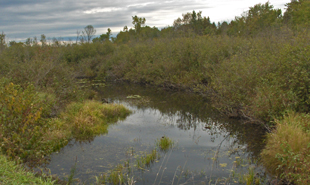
43, 83, 266, 184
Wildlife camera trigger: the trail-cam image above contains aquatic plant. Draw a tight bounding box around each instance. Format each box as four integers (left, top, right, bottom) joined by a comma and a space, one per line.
155, 136, 174, 152
55, 100, 132, 140
126, 95, 141, 99
106, 163, 135, 185
136, 149, 159, 169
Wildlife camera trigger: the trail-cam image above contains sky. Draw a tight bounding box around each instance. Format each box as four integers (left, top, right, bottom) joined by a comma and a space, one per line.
0, 0, 291, 42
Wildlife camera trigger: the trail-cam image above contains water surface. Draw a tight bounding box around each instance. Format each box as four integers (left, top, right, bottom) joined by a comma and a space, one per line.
44, 83, 266, 184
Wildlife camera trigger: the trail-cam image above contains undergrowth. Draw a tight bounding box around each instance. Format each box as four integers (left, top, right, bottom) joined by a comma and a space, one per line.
0, 78, 131, 165
261, 111, 310, 184
0, 154, 55, 184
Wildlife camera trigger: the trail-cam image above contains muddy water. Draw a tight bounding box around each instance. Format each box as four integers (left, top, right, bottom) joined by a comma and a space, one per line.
44, 83, 267, 184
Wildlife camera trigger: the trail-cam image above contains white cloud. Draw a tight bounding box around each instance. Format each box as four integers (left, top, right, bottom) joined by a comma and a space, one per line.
83, 7, 124, 14
127, 2, 155, 7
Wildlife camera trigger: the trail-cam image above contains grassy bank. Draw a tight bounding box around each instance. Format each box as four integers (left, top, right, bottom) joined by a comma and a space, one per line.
0, 77, 131, 166
0, 154, 55, 184
261, 112, 310, 184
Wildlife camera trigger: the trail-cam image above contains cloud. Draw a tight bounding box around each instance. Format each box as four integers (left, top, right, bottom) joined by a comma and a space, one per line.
83, 7, 124, 14
0, 0, 290, 41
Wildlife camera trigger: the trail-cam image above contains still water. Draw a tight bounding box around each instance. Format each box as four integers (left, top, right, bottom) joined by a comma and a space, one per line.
44, 83, 266, 184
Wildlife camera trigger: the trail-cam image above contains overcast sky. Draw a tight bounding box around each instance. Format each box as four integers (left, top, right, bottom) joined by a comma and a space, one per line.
0, 0, 290, 41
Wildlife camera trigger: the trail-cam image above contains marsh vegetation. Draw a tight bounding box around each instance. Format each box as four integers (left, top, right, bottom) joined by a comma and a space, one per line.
1, 0, 310, 184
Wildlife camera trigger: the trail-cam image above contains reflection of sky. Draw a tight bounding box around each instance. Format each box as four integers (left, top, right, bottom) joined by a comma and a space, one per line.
1, 0, 289, 41
44, 104, 252, 184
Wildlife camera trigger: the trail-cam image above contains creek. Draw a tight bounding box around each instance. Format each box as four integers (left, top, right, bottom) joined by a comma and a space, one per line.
43, 83, 267, 184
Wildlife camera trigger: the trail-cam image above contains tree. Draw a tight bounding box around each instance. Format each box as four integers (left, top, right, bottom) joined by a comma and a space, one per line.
216, 21, 229, 35
0, 32, 6, 51
40, 34, 47, 46
132, 16, 146, 34
25, 38, 32, 46
123, 26, 128, 32
283, 0, 310, 28
82, 25, 96, 43
32, 36, 38, 46
52, 37, 60, 46
76, 30, 81, 44
173, 11, 216, 35
139, 26, 160, 40
92, 28, 112, 43
227, 2, 282, 36
9, 41, 23, 47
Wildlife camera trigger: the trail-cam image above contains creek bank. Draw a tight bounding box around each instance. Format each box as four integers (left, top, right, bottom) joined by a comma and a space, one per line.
99, 79, 308, 184
44, 82, 268, 184
0, 80, 131, 166
105, 78, 268, 128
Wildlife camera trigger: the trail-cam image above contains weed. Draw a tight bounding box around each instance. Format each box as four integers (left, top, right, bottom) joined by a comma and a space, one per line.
136, 149, 160, 169
261, 111, 310, 184
55, 100, 132, 140
155, 136, 174, 152
67, 161, 77, 185
0, 154, 55, 184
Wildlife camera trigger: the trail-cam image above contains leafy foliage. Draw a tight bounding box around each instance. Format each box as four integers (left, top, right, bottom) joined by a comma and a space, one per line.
0, 1, 310, 183
227, 2, 282, 36
284, 0, 310, 28
0, 79, 56, 163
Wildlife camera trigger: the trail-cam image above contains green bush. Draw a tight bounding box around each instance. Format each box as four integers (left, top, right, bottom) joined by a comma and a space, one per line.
0, 79, 53, 162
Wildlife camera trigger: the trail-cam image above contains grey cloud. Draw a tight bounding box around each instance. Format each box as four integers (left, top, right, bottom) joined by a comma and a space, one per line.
0, 0, 289, 41
1, 0, 209, 40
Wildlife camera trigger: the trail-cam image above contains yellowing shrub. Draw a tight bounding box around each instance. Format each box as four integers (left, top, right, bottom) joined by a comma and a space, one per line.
261, 112, 310, 184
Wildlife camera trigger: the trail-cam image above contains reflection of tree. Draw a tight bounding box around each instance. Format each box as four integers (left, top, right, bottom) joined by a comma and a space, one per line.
96, 83, 266, 158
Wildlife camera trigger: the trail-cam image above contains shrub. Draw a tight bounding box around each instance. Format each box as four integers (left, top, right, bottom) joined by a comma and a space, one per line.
261, 111, 310, 184
0, 78, 53, 163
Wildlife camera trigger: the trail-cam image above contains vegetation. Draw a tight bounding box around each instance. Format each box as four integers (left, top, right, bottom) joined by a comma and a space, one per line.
1, 0, 310, 183
53, 100, 131, 141
95, 138, 165, 184
0, 154, 55, 184
136, 149, 160, 169
0, 78, 64, 164
0, 76, 130, 166
155, 136, 174, 152
261, 112, 310, 184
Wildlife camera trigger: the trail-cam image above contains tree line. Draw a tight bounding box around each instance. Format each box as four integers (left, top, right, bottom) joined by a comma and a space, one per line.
1, 0, 309, 48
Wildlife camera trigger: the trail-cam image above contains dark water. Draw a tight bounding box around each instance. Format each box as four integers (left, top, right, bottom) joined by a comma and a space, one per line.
43, 83, 266, 184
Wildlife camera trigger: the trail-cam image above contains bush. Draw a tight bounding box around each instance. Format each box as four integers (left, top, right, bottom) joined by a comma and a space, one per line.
261, 111, 310, 184
0, 78, 56, 163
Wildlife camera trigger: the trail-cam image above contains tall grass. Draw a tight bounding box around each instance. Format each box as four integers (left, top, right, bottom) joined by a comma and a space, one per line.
0, 80, 131, 164
57, 100, 132, 140
0, 154, 55, 184
261, 111, 310, 184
